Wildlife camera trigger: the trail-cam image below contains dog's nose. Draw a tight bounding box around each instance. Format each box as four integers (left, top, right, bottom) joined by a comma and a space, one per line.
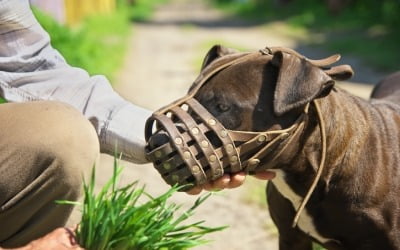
147, 131, 170, 151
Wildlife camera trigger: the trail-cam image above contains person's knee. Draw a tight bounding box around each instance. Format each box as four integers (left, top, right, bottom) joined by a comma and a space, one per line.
14, 101, 100, 193
34, 101, 100, 186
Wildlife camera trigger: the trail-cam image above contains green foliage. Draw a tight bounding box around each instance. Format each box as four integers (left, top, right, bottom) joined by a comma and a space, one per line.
0, 97, 6, 104
211, 0, 400, 71
33, 7, 131, 81
125, 0, 169, 21
313, 242, 326, 250
58, 158, 226, 250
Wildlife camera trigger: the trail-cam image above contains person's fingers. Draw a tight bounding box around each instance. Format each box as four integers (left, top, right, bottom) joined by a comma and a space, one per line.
253, 171, 276, 180
205, 174, 230, 191
228, 172, 246, 189
186, 186, 203, 195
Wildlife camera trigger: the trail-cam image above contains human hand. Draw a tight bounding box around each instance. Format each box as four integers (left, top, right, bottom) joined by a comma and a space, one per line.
186, 170, 276, 195
7, 227, 83, 250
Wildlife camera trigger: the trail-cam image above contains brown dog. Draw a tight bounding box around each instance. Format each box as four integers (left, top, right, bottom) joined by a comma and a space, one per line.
193, 45, 400, 250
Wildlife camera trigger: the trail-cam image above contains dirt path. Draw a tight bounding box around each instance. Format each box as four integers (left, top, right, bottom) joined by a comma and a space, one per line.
89, 0, 387, 249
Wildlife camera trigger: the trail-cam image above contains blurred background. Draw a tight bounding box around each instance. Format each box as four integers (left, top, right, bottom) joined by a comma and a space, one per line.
30, 0, 399, 249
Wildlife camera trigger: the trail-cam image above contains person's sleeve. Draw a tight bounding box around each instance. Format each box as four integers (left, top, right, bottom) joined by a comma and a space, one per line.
0, 0, 152, 164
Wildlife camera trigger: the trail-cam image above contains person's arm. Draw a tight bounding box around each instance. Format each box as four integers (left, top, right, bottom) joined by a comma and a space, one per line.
0, 0, 275, 194
0, 0, 151, 163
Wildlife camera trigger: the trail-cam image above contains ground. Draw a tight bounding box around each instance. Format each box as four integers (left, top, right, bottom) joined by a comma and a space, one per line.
69, 0, 389, 249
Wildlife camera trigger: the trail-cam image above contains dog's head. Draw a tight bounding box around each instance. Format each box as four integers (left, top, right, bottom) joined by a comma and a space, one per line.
194, 45, 353, 133
145, 45, 353, 188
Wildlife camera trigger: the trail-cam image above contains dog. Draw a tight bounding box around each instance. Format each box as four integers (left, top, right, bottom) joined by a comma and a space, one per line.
191, 45, 400, 250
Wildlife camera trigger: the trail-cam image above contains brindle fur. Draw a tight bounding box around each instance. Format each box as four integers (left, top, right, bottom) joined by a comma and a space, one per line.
194, 45, 400, 250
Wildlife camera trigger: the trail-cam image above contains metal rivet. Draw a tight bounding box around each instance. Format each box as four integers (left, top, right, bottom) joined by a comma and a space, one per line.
281, 132, 290, 139
192, 165, 200, 174
175, 137, 183, 145
191, 127, 199, 135
220, 130, 228, 138
183, 151, 191, 159
201, 140, 209, 148
163, 162, 171, 170
257, 135, 267, 143
181, 104, 189, 111
248, 159, 260, 167
214, 168, 222, 176
172, 175, 179, 182
230, 156, 238, 163
209, 154, 217, 162
208, 119, 216, 126
155, 151, 163, 158
226, 144, 234, 153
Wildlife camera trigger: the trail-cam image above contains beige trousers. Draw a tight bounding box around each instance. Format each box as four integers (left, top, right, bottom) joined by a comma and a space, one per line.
0, 101, 99, 248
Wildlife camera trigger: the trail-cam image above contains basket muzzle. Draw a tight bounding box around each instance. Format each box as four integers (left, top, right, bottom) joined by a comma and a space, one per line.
145, 48, 308, 189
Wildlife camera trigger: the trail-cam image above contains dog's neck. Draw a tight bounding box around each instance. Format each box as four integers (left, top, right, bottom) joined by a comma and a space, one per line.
264, 87, 376, 196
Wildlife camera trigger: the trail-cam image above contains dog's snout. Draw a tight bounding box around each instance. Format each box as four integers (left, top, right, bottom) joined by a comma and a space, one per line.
148, 131, 170, 151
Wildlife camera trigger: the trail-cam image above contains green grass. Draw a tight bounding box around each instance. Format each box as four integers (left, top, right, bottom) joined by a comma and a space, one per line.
211, 0, 400, 72
58, 157, 226, 250
0, 97, 6, 104
128, 0, 169, 22
33, 7, 131, 81
32, 0, 169, 81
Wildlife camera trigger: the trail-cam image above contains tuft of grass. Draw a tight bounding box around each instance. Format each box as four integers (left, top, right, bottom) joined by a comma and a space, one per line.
0, 97, 6, 104
58, 157, 226, 250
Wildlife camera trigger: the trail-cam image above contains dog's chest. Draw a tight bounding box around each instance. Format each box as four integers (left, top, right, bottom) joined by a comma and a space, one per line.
270, 170, 335, 244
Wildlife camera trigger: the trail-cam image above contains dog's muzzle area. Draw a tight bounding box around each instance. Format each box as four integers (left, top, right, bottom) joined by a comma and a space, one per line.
145, 48, 308, 190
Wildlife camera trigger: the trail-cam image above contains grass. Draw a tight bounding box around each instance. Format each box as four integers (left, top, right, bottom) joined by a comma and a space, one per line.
33, 7, 131, 81
211, 0, 400, 72
32, 0, 168, 82
58, 157, 226, 250
128, 0, 169, 22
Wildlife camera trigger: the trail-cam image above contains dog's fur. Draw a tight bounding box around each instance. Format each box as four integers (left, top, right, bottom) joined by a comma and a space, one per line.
194, 45, 400, 250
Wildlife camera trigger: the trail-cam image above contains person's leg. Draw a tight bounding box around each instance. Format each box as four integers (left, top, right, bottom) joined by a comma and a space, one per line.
0, 101, 99, 248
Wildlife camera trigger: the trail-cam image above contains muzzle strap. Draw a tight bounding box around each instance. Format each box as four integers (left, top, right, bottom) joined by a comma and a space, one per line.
151, 114, 208, 185
170, 105, 224, 180
186, 99, 242, 172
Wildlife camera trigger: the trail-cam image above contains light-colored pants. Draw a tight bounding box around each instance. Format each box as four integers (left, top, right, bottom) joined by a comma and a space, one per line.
0, 101, 99, 248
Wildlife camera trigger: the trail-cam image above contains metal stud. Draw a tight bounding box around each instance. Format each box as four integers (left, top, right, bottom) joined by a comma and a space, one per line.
155, 151, 163, 158
175, 137, 183, 145
226, 144, 234, 153
172, 175, 179, 183
181, 104, 189, 111
247, 159, 260, 167
208, 119, 216, 126
191, 165, 200, 174
163, 162, 171, 170
220, 130, 228, 138
209, 154, 217, 163
191, 127, 199, 135
183, 151, 191, 159
214, 168, 222, 176
201, 140, 209, 148
230, 156, 238, 163
257, 135, 267, 143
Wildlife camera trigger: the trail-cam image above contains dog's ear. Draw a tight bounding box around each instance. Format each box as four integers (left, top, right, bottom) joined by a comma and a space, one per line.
201, 45, 239, 70
324, 64, 354, 81
272, 51, 335, 116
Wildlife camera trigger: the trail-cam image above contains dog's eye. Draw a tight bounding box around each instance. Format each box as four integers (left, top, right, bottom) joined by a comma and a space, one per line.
216, 103, 230, 112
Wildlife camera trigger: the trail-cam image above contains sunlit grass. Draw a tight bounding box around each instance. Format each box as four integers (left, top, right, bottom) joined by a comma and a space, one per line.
58, 158, 226, 250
